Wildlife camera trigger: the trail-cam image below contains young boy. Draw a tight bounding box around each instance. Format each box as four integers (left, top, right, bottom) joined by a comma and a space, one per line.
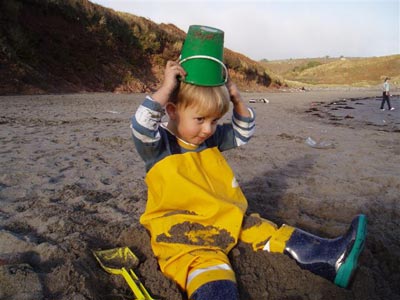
131, 60, 366, 300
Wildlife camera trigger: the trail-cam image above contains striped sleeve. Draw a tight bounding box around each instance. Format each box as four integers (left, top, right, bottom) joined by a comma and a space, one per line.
131, 96, 164, 144
232, 107, 255, 146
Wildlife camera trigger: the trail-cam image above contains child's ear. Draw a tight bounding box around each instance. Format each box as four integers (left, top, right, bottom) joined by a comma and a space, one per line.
166, 103, 178, 120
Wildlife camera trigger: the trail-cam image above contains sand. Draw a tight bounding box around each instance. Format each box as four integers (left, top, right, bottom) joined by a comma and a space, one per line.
0, 89, 399, 300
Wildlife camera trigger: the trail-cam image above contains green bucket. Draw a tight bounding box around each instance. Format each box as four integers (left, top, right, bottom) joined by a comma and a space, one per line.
180, 25, 228, 86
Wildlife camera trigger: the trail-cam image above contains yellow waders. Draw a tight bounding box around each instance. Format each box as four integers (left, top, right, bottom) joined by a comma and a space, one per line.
140, 147, 294, 297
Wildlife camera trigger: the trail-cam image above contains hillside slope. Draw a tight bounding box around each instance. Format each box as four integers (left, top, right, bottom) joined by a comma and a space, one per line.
0, 0, 276, 95
262, 55, 400, 87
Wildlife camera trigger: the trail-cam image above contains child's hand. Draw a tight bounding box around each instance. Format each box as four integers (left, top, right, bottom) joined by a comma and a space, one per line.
226, 79, 251, 118
152, 61, 186, 105
226, 79, 242, 105
163, 60, 187, 91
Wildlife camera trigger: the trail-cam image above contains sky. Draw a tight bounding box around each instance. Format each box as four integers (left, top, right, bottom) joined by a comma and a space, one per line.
90, 0, 400, 61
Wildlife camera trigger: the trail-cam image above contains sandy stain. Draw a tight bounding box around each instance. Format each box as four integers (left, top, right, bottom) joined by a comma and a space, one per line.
163, 210, 197, 217
156, 221, 235, 249
241, 215, 263, 230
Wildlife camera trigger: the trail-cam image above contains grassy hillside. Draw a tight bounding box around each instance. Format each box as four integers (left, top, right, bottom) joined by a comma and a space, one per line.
261, 57, 338, 75
0, 0, 275, 95
262, 55, 400, 87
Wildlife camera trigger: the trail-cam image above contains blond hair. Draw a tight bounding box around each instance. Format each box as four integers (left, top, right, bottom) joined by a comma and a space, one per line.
173, 82, 230, 117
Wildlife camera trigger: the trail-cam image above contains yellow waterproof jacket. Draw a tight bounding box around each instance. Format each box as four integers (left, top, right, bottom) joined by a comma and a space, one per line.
140, 146, 247, 292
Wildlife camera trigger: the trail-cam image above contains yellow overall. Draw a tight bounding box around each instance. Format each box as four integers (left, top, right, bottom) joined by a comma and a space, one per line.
140, 147, 294, 297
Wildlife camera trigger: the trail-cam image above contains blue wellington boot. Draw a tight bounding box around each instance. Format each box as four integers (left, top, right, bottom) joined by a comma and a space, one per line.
284, 214, 367, 288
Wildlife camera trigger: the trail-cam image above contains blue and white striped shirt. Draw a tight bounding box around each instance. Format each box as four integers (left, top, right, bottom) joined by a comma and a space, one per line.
131, 96, 255, 172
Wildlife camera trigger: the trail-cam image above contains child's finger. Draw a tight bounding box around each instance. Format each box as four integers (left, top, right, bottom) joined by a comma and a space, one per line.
166, 60, 176, 68
175, 65, 187, 78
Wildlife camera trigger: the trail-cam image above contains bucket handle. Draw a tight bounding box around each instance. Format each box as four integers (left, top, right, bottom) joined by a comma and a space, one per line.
179, 55, 228, 84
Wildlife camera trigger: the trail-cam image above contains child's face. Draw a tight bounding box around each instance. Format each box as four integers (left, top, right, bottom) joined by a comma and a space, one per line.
170, 104, 221, 145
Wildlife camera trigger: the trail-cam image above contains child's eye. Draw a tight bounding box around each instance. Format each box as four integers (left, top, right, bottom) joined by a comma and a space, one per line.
195, 117, 205, 123
211, 118, 220, 125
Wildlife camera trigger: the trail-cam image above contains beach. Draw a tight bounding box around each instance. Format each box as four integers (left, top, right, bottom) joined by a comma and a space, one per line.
0, 89, 399, 300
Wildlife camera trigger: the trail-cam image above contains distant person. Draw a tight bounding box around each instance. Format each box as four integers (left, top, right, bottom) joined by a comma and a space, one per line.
380, 77, 395, 111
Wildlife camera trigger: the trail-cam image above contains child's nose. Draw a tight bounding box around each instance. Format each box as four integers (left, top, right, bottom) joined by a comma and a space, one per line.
201, 123, 213, 135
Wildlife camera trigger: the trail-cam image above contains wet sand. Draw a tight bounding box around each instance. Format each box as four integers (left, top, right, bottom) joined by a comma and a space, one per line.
0, 90, 399, 299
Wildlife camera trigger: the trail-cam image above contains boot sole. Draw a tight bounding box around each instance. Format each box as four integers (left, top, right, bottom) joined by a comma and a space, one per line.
334, 214, 367, 288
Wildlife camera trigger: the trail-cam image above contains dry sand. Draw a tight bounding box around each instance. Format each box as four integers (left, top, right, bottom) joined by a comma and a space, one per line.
0, 89, 399, 300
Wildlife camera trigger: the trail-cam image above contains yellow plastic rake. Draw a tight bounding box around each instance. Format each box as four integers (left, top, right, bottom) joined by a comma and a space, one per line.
93, 247, 154, 300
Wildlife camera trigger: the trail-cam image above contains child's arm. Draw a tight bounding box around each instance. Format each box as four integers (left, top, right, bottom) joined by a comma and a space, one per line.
212, 80, 255, 151
131, 61, 186, 170
226, 80, 251, 118
152, 61, 186, 106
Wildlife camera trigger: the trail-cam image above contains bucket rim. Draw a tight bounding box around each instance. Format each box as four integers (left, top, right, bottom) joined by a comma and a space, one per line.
179, 55, 228, 86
